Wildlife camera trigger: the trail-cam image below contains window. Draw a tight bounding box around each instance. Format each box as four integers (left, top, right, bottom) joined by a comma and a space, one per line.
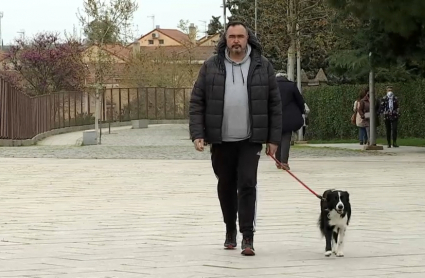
159, 39, 164, 44
148, 40, 154, 45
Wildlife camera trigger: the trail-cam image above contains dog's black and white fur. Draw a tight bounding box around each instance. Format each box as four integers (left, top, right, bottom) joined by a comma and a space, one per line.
318, 189, 351, 257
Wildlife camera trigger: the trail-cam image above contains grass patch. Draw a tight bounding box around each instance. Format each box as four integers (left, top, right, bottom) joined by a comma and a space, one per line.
307, 137, 425, 147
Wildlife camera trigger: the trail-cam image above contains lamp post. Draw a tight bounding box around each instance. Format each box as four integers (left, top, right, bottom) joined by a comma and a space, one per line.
0, 12, 3, 50
369, 52, 376, 145
255, 0, 257, 36
222, 0, 226, 30
365, 51, 383, 150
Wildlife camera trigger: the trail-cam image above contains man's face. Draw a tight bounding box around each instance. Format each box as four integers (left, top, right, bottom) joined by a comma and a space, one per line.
226, 25, 248, 55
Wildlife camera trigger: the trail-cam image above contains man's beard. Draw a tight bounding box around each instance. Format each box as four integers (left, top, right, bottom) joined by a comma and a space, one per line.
231, 44, 244, 54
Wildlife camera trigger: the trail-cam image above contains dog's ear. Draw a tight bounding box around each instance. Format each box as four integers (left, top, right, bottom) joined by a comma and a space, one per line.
341, 191, 350, 201
323, 190, 331, 200
325, 191, 334, 201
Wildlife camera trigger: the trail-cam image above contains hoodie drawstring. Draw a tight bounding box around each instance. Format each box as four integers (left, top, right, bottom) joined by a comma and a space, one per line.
231, 63, 245, 85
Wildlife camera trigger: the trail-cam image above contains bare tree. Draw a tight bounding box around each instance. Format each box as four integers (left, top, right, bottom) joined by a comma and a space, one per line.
77, 0, 138, 142
286, 0, 327, 82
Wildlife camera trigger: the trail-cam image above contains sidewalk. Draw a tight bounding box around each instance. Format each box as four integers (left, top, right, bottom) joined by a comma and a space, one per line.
304, 143, 425, 154
37, 126, 133, 146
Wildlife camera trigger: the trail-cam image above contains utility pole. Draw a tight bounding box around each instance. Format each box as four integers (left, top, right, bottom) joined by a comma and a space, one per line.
0, 12, 3, 50
254, 0, 257, 36
296, 23, 303, 141
365, 17, 383, 150
366, 51, 382, 150
199, 20, 207, 36
222, 0, 226, 30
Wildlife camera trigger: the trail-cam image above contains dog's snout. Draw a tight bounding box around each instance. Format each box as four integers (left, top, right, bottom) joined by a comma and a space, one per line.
337, 204, 344, 210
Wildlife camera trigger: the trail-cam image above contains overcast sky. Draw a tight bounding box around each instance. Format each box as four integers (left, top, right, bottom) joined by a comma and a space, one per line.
0, 0, 227, 45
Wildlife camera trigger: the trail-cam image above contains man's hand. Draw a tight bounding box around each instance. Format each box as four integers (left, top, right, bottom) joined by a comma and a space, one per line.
266, 143, 278, 156
194, 139, 205, 152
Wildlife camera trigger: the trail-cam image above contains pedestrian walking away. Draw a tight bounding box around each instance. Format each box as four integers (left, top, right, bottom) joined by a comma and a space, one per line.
274, 72, 306, 170
189, 21, 282, 256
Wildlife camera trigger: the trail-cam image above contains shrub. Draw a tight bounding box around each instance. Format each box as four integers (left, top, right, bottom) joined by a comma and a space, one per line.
302, 80, 425, 140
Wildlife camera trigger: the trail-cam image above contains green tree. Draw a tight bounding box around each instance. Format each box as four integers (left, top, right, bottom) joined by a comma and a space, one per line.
207, 16, 223, 35
326, 0, 425, 83
327, 0, 425, 37
84, 18, 119, 44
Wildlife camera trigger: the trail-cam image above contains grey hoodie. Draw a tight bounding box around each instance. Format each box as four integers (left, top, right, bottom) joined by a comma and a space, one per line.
221, 44, 252, 142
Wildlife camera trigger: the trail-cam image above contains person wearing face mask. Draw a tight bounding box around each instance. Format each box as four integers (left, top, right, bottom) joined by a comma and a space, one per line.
379, 86, 400, 148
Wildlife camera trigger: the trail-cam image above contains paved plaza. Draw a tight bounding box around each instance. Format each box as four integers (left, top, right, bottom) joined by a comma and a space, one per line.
1, 124, 425, 277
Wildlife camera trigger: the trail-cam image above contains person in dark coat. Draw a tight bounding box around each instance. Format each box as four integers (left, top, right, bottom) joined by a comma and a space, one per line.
189, 21, 282, 256
379, 86, 400, 148
275, 72, 306, 170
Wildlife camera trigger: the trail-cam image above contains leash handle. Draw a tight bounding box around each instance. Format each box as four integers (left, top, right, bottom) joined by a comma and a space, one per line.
268, 154, 322, 200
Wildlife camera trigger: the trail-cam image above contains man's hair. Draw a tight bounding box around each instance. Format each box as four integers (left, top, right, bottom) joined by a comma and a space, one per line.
225, 21, 249, 35
213, 20, 263, 70
276, 71, 287, 78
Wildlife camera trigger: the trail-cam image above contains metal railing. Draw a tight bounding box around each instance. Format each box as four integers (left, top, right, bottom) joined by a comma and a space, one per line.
0, 77, 192, 140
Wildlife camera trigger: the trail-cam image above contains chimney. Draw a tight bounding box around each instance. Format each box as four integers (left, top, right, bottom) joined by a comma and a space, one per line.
132, 39, 140, 56
156, 25, 160, 29
189, 23, 197, 45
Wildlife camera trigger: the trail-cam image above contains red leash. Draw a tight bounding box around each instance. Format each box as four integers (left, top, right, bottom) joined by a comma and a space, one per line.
268, 154, 323, 200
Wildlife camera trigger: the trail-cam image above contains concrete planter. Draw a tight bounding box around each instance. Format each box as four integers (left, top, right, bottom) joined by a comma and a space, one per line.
131, 119, 149, 129
82, 130, 97, 145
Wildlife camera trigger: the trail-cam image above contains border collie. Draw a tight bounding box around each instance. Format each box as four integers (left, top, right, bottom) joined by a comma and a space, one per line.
318, 189, 351, 257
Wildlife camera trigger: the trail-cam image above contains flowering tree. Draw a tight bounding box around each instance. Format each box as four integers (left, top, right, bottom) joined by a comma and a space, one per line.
5, 33, 86, 96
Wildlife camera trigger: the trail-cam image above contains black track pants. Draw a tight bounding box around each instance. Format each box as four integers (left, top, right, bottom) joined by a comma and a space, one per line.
211, 140, 262, 237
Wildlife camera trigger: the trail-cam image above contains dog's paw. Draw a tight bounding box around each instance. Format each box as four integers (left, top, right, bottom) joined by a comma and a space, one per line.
324, 251, 332, 257
336, 251, 344, 257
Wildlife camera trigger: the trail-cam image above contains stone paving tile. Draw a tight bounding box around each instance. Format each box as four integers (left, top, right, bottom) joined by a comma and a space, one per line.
0, 155, 425, 277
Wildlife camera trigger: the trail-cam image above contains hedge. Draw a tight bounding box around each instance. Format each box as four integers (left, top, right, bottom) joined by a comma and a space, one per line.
302, 80, 425, 140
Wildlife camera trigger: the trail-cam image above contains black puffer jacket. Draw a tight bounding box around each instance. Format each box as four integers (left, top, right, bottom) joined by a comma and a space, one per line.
276, 76, 305, 132
189, 29, 282, 145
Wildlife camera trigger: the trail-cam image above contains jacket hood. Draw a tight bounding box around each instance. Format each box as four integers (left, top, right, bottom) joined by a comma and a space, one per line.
214, 27, 262, 70
215, 27, 263, 56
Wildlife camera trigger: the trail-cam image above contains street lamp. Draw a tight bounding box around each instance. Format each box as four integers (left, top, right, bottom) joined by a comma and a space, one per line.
0, 12, 3, 50
255, 0, 257, 36
366, 51, 383, 150
221, 0, 226, 30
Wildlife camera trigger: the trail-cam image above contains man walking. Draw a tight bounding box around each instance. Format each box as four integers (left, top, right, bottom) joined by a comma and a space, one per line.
189, 21, 282, 256
379, 86, 400, 148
